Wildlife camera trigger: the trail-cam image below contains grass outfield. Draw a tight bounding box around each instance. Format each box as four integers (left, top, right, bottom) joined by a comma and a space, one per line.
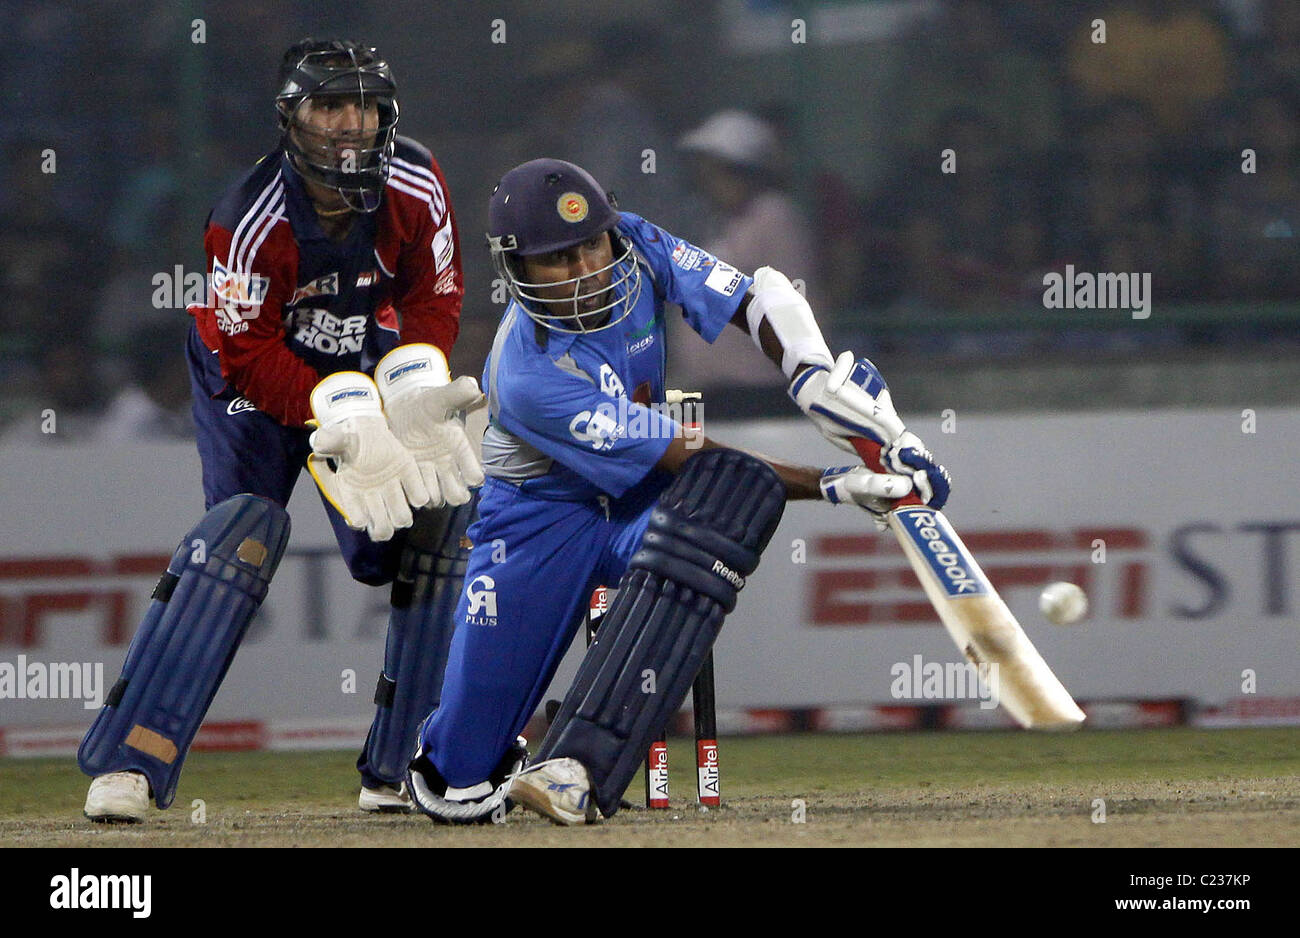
2, 727, 1297, 847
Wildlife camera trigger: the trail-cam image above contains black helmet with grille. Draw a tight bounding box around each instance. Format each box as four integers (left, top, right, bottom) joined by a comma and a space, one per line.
276, 38, 398, 214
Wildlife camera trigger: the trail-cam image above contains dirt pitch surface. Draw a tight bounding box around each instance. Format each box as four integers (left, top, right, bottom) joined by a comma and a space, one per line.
3, 727, 1297, 847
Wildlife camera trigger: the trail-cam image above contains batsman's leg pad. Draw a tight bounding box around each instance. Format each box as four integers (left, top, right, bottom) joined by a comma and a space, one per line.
360, 498, 476, 784
78, 495, 290, 808
536, 449, 785, 817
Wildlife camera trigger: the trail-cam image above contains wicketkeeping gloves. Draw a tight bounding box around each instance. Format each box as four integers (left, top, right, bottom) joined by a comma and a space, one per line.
308, 372, 432, 542
374, 344, 486, 507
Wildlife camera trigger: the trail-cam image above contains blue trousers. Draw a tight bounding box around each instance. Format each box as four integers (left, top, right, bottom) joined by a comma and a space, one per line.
187, 325, 402, 786
420, 476, 667, 787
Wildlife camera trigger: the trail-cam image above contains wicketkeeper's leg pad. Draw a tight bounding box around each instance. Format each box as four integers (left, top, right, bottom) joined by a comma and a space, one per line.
78, 495, 290, 808
359, 498, 476, 785
535, 449, 785, 817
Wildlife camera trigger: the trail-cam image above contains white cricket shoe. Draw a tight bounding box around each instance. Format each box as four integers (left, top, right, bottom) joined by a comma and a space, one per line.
508, 757, 599, 826
84, 771, 150, 823
359, 781, 414, 813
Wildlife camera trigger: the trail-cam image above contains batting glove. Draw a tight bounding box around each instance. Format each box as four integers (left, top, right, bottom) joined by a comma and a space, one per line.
820, 465, 914, 530
790, 350, 907, 454
882, 431, 951, 510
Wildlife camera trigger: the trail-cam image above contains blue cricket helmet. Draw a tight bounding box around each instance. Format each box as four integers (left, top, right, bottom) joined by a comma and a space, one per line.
487, 158, 641, 333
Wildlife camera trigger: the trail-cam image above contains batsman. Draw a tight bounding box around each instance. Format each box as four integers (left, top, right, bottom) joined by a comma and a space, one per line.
404, 158, 952, 824
78, 38, 484, 821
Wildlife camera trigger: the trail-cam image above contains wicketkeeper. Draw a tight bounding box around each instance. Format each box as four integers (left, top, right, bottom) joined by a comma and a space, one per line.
78, 38, 483, 821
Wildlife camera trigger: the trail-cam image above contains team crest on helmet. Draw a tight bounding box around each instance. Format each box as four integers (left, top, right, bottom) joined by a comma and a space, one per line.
557, 192, 589, 223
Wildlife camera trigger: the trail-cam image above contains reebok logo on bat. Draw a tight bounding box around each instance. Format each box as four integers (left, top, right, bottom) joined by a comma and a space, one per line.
900, 509, 984, 596
712, 560, 745, 590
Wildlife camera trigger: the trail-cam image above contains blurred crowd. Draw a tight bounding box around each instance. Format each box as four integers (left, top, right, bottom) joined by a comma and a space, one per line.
1, 0, 1297, 439
848, 0, 1300, 360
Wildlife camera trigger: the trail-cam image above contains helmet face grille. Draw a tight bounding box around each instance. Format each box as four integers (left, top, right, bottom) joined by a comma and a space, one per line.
493, 233, 643, 334
277, 44, 398, 213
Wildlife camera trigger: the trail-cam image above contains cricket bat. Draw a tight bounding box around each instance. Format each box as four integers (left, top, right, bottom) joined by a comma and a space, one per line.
852, 437, 1086, 730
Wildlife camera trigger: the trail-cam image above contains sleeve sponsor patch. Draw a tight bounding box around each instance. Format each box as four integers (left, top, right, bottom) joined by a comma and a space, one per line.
671, 242, 706, 272
704, 261, 743, 296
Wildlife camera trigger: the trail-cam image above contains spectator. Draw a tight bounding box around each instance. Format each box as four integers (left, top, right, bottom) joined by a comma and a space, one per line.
670, 108, 817, 388
881, 107, 1055, 314
94, 325, 194, 442
1058, 99, 1204, 300
0, 139, 96, 361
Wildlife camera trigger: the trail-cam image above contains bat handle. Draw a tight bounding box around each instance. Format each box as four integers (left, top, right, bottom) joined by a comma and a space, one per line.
849, 437, 925, 508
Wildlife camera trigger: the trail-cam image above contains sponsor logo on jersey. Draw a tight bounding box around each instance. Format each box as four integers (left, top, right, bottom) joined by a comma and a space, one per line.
704, 261, 743, 297
626, 320, 656, 356
211, 261, 269, 309
671, 243, 705, 272
225, 397, 257, 416
355, 270, 378, 288
557, 192, 589, 223
291, 307, 367, 356
288, 272, 340, 305
598, 364, 625, 398
215, 306, 249, 336
465, 575, 498, 625
569, 405, 625, 452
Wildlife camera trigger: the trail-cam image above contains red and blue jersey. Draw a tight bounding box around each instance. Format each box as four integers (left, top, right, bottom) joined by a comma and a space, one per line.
190, 136, 462, 427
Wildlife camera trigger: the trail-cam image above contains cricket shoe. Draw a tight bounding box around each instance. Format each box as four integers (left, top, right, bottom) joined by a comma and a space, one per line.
407, 736, 528, 825
508, 757, 599, 826
359, 781, 415, 813
84, 771, 150, 823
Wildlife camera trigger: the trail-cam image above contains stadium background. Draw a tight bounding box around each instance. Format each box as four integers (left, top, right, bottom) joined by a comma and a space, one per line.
1, 0, 1297, 753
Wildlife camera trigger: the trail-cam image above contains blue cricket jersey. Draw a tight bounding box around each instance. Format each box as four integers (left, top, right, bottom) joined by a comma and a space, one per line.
480, 212, 753, 502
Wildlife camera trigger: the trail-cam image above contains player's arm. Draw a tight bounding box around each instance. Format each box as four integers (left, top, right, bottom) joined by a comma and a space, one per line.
388, 151, 462, 357
653, 434, 911, 525
732, 266, 952, 509
653, 435, 818, 498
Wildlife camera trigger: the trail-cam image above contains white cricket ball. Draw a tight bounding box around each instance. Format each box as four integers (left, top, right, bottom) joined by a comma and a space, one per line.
1039, 581, 1088, 625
